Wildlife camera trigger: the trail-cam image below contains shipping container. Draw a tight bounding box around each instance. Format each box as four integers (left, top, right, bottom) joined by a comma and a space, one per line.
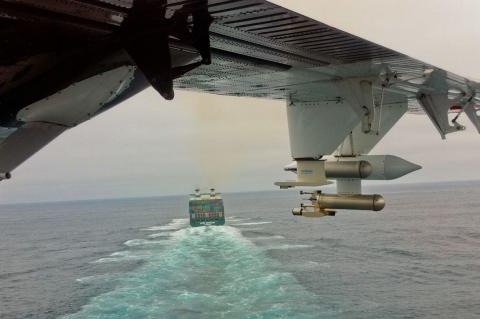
189, 189, 225, 227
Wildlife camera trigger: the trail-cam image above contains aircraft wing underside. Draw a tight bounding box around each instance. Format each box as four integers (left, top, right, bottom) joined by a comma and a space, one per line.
177, 2, 477, 115
1, 0, 480, 213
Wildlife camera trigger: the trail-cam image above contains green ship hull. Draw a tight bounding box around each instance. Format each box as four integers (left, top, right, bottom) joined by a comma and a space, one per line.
189, 191, 225, 227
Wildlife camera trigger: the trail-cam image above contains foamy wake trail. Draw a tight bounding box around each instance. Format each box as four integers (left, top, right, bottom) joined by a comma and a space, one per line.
141, 218, 188, 231
231, 221, 272, 226
75, 276, 97, 284
226, 216, 250, 222
123, 239, 168, 247
148, 232, 172, 238
92, 251, 148, 263
64, 223, 331, 319
76, 273, 117, 284
251, 235, 286, 240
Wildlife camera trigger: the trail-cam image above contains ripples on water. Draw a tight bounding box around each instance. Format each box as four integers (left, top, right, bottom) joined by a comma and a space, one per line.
1, 182, 480, 318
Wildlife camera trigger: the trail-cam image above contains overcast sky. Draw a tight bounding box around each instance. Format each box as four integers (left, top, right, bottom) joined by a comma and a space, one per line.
1, 0, 480, 204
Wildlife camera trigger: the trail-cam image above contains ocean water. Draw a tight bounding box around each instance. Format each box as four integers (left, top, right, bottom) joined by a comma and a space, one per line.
1, 182, 480, 319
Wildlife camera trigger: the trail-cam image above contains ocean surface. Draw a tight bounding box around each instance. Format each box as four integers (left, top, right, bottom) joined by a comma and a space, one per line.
1, 182, 480, 319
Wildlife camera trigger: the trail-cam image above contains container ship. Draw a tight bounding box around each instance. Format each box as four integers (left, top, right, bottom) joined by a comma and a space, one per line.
189, 188, 225, 227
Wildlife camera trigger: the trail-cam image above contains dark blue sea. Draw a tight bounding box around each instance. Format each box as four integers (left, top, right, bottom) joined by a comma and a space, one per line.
1, 182, 480, 319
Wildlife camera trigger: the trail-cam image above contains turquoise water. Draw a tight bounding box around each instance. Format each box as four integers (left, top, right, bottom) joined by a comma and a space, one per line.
2, 184, 480, 318
65, 224, 326, 319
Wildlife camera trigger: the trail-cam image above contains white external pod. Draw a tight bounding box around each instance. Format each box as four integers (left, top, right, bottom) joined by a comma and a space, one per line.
356, 155, 422, 180
324, 161, 373, 179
